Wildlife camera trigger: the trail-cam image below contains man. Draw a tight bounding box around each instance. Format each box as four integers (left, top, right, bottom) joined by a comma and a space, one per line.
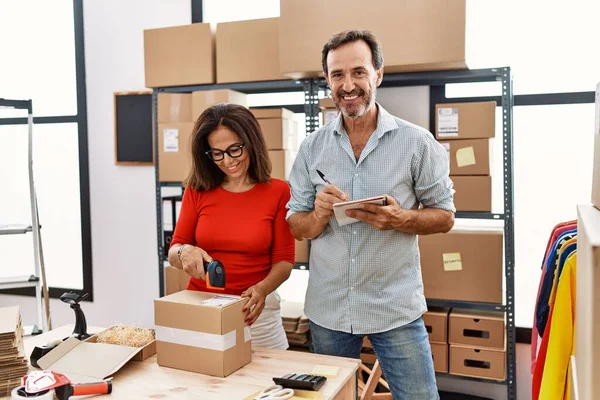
286, 30, 455, 399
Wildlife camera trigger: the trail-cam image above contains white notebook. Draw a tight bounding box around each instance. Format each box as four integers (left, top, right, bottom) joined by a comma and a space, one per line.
332, 196, 387, 226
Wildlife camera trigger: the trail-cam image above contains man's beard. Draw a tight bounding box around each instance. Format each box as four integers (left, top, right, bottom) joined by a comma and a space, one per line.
335, 86, 375, 119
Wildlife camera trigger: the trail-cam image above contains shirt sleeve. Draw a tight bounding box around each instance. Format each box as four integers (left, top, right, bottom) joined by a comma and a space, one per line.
286, 140, 316, 219
271, 182, 295, 265
170, 187, 199, 247
412, 133, 456, 212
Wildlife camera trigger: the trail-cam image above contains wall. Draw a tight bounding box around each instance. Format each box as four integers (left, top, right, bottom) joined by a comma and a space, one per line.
0, 0, 191, 329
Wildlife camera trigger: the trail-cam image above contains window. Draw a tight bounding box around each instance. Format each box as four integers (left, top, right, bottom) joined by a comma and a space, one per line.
0, 0, 91, 298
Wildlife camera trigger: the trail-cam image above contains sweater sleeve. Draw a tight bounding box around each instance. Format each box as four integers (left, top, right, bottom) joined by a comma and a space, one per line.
271, 181, 295, 265
170, 187, 199, 247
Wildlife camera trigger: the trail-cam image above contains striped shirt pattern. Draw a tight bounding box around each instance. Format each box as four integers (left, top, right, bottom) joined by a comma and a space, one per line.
286, 104, 455, 334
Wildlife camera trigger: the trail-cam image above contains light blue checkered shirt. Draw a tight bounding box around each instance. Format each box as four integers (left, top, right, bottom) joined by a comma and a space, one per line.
286, 104, 455, 334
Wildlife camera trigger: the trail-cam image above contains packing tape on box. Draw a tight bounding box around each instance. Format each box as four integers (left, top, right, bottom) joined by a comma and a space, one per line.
155, 325, 236, 351
11, 387, 54, 400
169, 95, 181, 121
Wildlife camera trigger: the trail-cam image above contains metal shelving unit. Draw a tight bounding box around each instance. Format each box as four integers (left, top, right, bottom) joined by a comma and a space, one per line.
153, 79, 315, 296
152, 67, 516, 399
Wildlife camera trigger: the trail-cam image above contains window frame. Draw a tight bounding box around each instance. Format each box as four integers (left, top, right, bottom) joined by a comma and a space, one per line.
0, 0, 93, 301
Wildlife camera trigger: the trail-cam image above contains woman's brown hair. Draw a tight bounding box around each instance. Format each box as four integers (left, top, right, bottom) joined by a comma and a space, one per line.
185, 103, 271, 191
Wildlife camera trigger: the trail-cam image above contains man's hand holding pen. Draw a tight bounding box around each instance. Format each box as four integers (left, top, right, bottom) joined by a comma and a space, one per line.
314, 185, 348, 221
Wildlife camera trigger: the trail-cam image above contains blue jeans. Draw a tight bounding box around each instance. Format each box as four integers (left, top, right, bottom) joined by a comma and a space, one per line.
309, 317, 439, 400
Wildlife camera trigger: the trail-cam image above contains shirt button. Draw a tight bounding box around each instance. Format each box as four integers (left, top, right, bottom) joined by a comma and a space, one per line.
353, 231, 357, 235
355, 173, 359, 177
351, 259, 355, 263
350, 287, 354, 291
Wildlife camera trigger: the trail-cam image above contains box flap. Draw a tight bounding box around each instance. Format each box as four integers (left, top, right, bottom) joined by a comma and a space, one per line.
0, 306, 19, 335
38, 337, 140, 381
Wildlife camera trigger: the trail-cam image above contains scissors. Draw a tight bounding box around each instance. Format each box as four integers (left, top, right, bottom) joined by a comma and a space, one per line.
253, 384, 294, 400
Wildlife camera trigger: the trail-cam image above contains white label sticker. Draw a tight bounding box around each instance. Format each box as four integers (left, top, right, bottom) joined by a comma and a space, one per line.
437, 108, 459, 137
163, 128, 179, 152
200, 295, 239, 307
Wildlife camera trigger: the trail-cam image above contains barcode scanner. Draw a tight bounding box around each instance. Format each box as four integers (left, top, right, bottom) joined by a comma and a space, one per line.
204, 260, 226, 290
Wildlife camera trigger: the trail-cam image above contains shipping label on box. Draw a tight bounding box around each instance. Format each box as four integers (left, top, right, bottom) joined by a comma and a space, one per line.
158, 122, 194, 182
435, 102, 496, 140
154, 290, 251, 378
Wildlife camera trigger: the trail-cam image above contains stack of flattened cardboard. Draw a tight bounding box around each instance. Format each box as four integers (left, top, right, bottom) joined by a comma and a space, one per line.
0, 306, 28, 396
280, 301, 310, 346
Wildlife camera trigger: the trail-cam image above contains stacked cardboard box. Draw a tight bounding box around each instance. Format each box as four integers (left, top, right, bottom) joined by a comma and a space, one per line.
278, 0, 467, 79
280, 301, 310, 346
158, 90, 247, 183
419, 230, 503, 304
0, 307, 28, 396
319, 98, 338, 126
423, 308, 450, 373
448, 309, 506, 380
435, 101, 496, 212
144, 23, 214, 88
250, 107, 298, 182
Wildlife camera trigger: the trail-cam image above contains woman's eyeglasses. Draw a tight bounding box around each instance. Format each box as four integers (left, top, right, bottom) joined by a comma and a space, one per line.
205, 143, 245, 161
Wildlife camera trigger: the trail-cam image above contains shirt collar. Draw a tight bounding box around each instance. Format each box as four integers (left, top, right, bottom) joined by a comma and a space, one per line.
333, 102, 398, 138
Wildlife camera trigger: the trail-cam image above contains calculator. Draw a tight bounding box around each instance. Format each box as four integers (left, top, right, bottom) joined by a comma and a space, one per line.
273, 373, 327, 391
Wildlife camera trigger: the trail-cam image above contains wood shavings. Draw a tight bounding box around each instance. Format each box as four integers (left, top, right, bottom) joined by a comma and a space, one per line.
95, 325, 155, 348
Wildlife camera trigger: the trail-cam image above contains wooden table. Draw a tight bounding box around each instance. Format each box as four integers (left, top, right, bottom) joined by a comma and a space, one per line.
5, 325, 359, 400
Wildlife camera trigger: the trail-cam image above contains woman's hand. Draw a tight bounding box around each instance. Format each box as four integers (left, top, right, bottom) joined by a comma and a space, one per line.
241, 284, 267, 325
180, 245, 212, 280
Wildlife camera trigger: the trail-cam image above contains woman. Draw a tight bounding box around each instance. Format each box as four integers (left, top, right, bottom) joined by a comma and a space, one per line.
168, 103, 294, 349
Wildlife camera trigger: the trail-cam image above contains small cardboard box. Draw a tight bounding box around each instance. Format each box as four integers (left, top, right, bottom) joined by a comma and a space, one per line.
430, 343, 448, 373
423, 308, 449, 344
216, 18, 287, 83
419, 230, 504, 304
144, 23, 214, 88
278, 0, 467, 79
451, 175, 492, 212
38, 337, 143, 383
449, 345, 506, 380
295, 239, 309, 264
319, 98, 338, 125
191, 89, 247, 121
449, 310, 505, 349
85, 327, 157, 361
158, 93, 192, 123
158, 122, 194, 183
592, 83, 600, 210
269, 150, 297, 181
435, 102, 496, 140
439, 138, 493, 176
250, 107, 295, 120
165, 265, 191, 295
258, 118, 298, 150
154, 290, 251, 378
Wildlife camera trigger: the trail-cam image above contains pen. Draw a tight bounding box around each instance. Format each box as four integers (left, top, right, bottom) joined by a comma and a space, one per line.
316, 169, 332, 185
